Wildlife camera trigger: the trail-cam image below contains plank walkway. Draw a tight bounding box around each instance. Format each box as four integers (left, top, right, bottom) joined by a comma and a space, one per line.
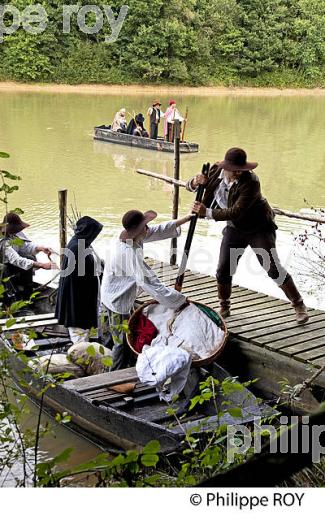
139, 258, 325, 369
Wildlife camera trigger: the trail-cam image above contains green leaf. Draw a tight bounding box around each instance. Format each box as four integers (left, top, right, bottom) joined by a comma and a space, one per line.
5, 318, 16, 328
143, 439, 160, 454
101, 357, 112, 367
228, 407, 243, 418
53, 447, 74, 464
0, 152, 10, 158
140, 453, 159, 467
86, 345, 96, 357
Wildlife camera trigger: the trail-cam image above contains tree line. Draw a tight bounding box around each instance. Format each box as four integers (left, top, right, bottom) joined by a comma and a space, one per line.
0, 0, 324, 87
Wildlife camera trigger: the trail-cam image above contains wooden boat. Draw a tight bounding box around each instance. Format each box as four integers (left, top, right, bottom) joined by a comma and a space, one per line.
94, 125, 199, 154
0, 305, 271, 453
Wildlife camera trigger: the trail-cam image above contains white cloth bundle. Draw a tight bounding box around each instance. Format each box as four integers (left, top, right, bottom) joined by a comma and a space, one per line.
143, 303, 225, 360
136, 303, 225, 401
136, 345, 192, 402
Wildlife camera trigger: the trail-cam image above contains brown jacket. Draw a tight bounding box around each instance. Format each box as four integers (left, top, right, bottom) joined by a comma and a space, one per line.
186, 163, 276, 233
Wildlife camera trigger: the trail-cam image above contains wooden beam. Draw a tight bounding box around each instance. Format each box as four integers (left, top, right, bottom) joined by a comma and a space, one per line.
170, 120, 181, 266
58, 189, 68, 267
136, 169, 325, 224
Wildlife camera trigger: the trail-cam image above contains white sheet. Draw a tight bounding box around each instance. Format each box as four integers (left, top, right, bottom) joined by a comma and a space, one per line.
143, 302, 225, 360
136, 344, 192, 402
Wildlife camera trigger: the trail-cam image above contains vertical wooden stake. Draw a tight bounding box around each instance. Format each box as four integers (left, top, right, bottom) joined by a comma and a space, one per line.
170, 120, 181, 266
58, 189, 67, 267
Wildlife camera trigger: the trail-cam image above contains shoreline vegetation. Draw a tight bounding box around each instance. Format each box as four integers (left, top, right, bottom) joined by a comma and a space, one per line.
0, 1, 323, 90
0, 82, 324, 97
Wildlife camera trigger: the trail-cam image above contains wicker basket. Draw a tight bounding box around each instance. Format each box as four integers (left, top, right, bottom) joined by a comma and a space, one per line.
126, 299, 229, 367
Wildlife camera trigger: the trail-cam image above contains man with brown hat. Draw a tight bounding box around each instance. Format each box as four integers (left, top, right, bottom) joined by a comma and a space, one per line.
101, 209, 192, 370
147, 101, 165, 139
1, 212, 57, 300
187, 147, 309, 325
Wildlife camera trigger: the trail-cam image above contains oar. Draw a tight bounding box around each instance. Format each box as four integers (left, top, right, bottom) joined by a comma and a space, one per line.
181, 107, 189, 142
175, 163, 210, 292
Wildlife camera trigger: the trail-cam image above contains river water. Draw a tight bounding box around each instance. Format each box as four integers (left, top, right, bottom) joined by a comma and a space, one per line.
0, 91, 324, 482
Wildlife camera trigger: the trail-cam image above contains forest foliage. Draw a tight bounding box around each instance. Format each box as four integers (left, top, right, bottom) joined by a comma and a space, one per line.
0, 0, 324, 87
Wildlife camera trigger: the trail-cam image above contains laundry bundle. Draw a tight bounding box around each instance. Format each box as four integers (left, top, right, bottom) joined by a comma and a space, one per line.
135, 302, 225, 401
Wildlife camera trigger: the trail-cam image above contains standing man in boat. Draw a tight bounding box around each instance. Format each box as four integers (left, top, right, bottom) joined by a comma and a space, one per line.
164, 100, 185, 142
0, 212, 57, 302
55, 216, 103, 344
147, 100, 164, 139
187, 147, 309, 325
101, 209, 191, 370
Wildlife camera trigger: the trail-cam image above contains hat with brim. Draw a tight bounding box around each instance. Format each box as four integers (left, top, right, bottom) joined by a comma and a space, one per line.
120, 210, 157, 240
153, 100, 161, 106
2, 212, 30, 235
218, 147, 258, 172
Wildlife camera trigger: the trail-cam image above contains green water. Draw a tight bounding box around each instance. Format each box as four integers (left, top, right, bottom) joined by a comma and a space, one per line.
0, 91, 324, 480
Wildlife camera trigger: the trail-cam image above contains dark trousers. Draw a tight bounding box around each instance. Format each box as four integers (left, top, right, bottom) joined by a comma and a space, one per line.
216, 225, 289, 286
107, 309, 134, 371
150, 123, 158, 139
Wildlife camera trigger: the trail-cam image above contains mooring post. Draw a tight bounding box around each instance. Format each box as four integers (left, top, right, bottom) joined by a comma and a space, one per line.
58, 189, 67, 267
170, 120, 181, 266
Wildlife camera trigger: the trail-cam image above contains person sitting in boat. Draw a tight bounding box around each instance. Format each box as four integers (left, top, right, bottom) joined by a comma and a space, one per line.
101, 209, 192, 371
112, 108, 127, 133
0, 212, 57, 302
126, 114, 149, 137
55, 216, 103, 345
164, 100, 185, 142
147, 100, 165, 139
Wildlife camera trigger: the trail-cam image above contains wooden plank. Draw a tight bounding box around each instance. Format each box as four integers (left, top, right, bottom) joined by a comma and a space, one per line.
240, 315, 325, 342
63, 367, 138, 392
311, 357, 325, 367
230, 310, 323, 335
227, 300, 289, 318
294, 346, 325, 361
255, 325, 325, 349
0, 313, 55, 326
227, 308, 322, 329
281, 337, 325, 357
2, 319, 58, 331
266, 328, 325, 350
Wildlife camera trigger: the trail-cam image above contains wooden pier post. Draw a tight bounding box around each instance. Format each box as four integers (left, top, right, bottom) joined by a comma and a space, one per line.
170, 120, 181, 265
58, 189, 67, 267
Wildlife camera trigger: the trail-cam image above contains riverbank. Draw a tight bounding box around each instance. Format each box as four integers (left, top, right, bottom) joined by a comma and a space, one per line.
0, 82, 324, 97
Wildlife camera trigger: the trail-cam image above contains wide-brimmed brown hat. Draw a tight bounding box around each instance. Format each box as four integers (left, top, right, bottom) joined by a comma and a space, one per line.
2, 212, 30, 235
120, 210, 157, 240
218, 148, 258, 172
152, 100, 161, 106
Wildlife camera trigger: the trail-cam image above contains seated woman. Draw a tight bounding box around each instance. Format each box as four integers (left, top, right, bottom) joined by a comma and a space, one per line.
112, 108, 127, 133
126, 114, 149, 137
1, 212, 57, 302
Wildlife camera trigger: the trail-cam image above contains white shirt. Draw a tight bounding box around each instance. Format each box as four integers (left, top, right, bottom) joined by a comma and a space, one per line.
166, 108, 184, 123
205, 170, 237, 220
1, 231, 37, 270
101, 221, 186, 314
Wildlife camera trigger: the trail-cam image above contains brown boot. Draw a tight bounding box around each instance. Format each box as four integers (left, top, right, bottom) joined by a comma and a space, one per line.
280, 276, 309, 325
218, 283, 232, 319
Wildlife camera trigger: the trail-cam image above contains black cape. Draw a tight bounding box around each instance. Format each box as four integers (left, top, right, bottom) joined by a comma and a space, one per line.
55, 216, 103, 329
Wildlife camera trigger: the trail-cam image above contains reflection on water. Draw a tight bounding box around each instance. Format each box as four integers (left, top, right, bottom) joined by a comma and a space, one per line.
0, 92, 324, 477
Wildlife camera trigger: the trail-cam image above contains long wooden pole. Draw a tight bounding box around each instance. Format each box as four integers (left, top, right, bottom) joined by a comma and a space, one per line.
175, 163, 210, 292
135, 169, 325, 225
181, 107, 189, 142
58, 189, 67, 267
170, 120, 181, 265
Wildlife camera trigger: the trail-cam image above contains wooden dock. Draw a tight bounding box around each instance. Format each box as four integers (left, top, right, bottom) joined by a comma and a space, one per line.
139, 258, 325, 412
